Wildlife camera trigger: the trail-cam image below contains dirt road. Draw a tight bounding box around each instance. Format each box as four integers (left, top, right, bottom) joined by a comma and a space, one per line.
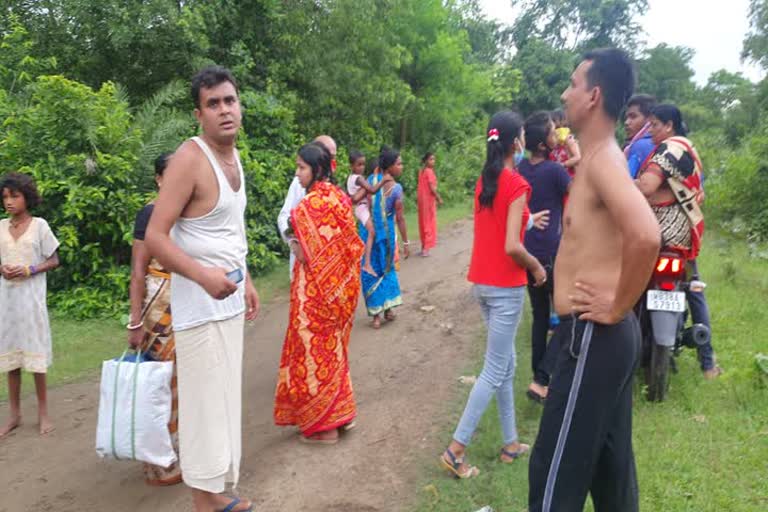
0, 218, 482, 512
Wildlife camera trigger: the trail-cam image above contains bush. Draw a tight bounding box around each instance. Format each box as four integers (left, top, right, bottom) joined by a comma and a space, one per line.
1, 76, 145, 318
700, 126, 768, 242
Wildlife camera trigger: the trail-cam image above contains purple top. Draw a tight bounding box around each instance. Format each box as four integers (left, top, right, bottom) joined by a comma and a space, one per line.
517, 159, 571, 262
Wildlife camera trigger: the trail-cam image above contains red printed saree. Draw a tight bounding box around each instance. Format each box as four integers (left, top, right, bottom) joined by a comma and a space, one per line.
274, 181, 365, 436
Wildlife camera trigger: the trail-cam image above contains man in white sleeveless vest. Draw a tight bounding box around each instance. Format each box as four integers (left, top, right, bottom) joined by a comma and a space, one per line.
146, 66, 259, 512
276, 134, 337, 279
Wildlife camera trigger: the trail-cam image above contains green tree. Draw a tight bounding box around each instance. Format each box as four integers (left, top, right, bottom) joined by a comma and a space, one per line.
635, 44, 696, 103
507, 38, 575, 115
1, 0, 209, 101
743, 0, 768, 70
696, 70, 759, 144
510, 0, 649, 52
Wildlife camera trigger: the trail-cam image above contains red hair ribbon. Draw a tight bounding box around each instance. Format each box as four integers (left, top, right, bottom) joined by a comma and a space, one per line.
487, 128, 500, 142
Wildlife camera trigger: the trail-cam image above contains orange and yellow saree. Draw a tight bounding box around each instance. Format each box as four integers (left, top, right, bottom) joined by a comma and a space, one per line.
274, 181, 365, 436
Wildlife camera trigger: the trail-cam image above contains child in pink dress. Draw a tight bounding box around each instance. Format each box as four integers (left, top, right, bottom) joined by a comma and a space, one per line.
346, 152, 385, 276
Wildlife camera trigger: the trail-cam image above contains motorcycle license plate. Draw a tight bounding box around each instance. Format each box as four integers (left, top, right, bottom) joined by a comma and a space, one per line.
647, 290, 686, 312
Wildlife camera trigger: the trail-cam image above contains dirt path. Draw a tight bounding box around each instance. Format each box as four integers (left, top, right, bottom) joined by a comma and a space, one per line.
0, 218, 481, 512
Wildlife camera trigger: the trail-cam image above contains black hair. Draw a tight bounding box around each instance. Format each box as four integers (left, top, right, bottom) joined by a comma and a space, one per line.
626, 94, 657, 118
379, 147, 401, 173
550, 109, 566, 125
421, 152, 434, 166
582, 48, 636, 121
191, 65, 239, 109
525, 111, 554, 156
348, 150, 365, 165
154, 152, 173, 177
366, 157, 379, 175
651, 104, 688, 137
0, 172, 41, 209
479, 110, 524, 208
297, 142, 334, 191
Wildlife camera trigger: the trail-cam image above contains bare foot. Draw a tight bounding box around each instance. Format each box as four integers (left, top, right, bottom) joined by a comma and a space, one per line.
39, 418, 55, 436
384, 309, 396, 322
0, 416, 21, 438
371, 316, 381, 329
420, 250, 430, 257
362, 263, 377, 276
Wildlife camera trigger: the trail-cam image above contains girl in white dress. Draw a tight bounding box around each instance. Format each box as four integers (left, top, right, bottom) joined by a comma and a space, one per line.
346, 151, 385, 276
0, 173, 60, 438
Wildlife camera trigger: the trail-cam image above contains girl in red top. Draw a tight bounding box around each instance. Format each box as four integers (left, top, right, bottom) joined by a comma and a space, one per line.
440, 111, 546, 479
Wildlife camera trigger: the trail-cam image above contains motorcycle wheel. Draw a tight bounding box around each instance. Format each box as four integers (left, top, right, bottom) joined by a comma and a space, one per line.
646, 344, 671, 402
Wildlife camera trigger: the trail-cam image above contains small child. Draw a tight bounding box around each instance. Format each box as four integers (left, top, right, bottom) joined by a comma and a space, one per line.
346, 151, 385, 276
0, 172, 60, 438
550, 109, 581, 177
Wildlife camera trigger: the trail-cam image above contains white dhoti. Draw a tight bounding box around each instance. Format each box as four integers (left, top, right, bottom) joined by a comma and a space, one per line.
175, 313, 244, 493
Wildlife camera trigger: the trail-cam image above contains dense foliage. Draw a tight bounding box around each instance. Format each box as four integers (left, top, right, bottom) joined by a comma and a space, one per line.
0, 1, 502, 317
0, 0, 766, 318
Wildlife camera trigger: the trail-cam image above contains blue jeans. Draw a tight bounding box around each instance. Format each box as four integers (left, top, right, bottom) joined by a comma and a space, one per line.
688, 260, 715, 371
454, 284, 526, 446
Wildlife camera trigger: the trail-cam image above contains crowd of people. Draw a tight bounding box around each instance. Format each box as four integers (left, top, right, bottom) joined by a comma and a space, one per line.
0, 47, 720, 511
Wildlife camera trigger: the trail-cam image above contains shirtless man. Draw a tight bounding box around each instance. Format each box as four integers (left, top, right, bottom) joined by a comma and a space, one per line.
528, 49, 660, 512
146, 66, 259, 512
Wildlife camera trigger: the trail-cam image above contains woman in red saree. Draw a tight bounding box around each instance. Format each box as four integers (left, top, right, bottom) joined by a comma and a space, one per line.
274, 142, 365, 444
416, 152, 442, 257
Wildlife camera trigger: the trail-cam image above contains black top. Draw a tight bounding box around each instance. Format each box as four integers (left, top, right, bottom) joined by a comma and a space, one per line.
517, 159, 571, 261
133, 204, 155, 241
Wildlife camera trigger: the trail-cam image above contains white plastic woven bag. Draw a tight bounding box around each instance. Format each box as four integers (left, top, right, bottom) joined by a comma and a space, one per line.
95, 350, 176, 467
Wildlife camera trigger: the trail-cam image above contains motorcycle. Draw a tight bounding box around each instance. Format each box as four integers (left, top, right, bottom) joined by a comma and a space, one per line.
637, 250, 711, 402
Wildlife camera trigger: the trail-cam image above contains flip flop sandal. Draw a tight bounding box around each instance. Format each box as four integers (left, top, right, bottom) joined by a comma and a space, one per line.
440, 449, 480, 479
219, 497, 253, 512
526, 388, 546, 404
299, 433, 339, 445
500, 444, 530, 463
342, 420, 357, 432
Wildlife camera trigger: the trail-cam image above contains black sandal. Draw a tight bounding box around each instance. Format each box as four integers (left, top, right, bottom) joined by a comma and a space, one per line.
526, 388, 546, 404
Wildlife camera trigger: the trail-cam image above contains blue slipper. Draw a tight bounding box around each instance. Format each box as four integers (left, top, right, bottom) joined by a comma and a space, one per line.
219, 497, 253, 512
500, 443, 530, 463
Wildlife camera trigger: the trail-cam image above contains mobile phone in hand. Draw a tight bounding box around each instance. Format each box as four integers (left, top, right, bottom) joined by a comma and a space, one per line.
226, 268, 244, 284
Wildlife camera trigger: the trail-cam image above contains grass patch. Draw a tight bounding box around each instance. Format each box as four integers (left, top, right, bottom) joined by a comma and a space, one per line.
414, 233, 768, 512
0, 317, 125, 401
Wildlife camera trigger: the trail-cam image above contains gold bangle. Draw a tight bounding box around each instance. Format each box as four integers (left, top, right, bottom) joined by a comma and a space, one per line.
126, 321, 144, 331
23, 266, 31, 278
